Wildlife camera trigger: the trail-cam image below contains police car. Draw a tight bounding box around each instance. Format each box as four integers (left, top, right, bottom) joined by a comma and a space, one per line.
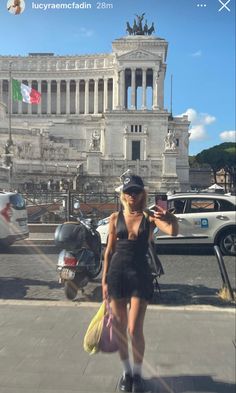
96, 193, 236, 256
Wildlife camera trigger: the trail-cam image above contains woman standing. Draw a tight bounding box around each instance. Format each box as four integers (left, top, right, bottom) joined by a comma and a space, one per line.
102, 175, 178, 393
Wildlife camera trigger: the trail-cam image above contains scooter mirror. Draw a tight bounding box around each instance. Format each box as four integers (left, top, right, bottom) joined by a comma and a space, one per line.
74, 202, 80, 209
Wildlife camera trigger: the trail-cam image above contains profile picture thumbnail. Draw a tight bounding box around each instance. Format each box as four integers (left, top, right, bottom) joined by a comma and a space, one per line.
7, 0, 25, 15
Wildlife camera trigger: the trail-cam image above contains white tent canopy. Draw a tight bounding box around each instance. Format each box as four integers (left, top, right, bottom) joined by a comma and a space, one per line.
208, 183, 224, 190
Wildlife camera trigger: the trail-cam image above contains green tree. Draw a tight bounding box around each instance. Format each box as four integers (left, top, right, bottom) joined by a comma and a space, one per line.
189, 156, 199, 168
196, 143, 236, 190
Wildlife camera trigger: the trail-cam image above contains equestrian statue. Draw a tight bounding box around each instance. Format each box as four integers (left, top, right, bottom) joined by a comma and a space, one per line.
125, 13, 155, 36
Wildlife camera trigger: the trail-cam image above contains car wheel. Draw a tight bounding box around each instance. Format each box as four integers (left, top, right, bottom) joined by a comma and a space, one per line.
218, 229, 236, 256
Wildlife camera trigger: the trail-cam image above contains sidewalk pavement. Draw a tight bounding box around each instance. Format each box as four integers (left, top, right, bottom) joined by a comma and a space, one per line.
19, 232, 55, 245
0, 300, 235, 393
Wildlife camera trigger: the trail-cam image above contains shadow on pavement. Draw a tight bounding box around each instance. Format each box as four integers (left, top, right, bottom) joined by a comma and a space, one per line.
1, 244, 217, 256
80, 282, 235, 308
151, 283, 235, 308
0, 245, 57, 255
145, 374, 235, 393
0, 277, 61, 300
0, 275, 234, 307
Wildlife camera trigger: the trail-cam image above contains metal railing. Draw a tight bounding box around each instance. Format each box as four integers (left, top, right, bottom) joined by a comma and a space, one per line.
23, 190, 158, 223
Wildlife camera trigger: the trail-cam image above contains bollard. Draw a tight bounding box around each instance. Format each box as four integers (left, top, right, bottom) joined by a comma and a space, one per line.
214, 245, 235, 301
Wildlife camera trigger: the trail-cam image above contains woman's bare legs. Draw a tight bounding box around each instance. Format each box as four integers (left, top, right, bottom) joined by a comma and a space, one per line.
111, 298, 133, 391
128, 297, 148, 392
128, 297, 148, 367
110, 298, 129, 361
111, 297, 148, 365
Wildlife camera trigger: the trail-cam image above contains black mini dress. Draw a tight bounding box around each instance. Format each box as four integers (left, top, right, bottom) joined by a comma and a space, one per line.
107, 211, 154, 301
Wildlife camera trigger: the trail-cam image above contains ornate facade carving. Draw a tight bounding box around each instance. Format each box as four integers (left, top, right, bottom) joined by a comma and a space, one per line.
126, 14, 155, 36
164, 129, 177, 151
89, 130, 100, 151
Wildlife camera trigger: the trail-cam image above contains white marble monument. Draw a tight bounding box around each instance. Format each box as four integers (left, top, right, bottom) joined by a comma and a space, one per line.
0, 15, 190, 192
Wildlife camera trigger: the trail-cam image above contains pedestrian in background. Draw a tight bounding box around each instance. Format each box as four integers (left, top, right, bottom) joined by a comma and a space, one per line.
102, 175, 178, 392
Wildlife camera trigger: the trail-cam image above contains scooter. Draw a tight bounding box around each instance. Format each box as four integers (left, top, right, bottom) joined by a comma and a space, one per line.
55, 218, 102, 300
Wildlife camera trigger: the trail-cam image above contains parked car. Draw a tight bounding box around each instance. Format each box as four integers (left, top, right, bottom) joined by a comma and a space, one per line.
0, 191, 29, 247
97, 193, 236, 256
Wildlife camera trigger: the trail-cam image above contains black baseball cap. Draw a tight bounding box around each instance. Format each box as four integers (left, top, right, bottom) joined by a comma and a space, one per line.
123, 175, 144, 193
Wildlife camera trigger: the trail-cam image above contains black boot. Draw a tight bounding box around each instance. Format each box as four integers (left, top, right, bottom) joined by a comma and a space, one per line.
132, 374, 146, 393
119, 373, 133, 392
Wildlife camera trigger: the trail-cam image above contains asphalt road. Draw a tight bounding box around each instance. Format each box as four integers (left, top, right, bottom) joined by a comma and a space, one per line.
0, 244, 235, 307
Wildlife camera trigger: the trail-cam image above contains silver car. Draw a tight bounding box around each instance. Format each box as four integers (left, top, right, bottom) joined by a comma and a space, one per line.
97, 193, 236, 256
0, 191, 29, 247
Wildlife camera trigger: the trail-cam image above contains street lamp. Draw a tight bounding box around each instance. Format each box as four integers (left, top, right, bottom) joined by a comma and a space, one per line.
4, 62, 14, 190
4, 140, 14, 189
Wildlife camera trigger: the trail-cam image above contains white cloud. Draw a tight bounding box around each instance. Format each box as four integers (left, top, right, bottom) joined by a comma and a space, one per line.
191, 50, 202, 57
204, 115, 216, 125
79, 27, 94, 37
74, 28, 94, 38
220, 130, 236, 142
177, 108, 216, 141
189, 124, 207, 140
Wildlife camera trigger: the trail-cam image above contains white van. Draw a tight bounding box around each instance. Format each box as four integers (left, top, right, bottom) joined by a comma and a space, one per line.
0, 191, 29, 247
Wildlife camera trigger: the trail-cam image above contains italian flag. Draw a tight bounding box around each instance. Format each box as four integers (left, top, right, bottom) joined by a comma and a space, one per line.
12, 79, 41, 104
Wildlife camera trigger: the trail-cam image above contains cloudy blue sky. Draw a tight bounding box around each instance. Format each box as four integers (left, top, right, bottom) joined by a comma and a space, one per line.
0, 0, 235, 155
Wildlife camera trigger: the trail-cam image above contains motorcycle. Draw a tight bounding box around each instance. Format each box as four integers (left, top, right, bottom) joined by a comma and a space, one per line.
55, 217, 102, 300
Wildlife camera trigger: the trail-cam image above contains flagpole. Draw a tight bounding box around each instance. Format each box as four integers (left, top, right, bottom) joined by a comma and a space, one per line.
7, 62, 13, 190
8, 62, 13, 145
170, 73, 173, 117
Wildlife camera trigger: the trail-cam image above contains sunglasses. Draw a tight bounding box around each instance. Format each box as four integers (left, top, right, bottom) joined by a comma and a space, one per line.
124, 188, 142, 195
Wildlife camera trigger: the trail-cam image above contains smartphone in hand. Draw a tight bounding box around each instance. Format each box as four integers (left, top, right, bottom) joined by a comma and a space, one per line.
155, 194, 168, 210
144, 208, 156, 217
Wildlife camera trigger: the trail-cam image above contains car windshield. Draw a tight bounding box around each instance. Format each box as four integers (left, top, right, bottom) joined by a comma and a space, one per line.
9, 194, 26, 210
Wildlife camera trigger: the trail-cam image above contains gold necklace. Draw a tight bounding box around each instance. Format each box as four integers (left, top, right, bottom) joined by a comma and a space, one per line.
127, 210, 143, 216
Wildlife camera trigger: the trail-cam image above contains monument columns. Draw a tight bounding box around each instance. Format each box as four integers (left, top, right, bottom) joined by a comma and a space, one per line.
47, 80, 51, 115
131, 68, 136, 110
85, 79, 89, 114
112, 75, 117, 109
56, 80, 61, 114
75, 80, 80, 114
152, 69, 158, 109
18, 79, 22, 114
37, 80, 42, 114
120, 69, 125, 109
116, 71, 120, 109
158, 68, 164, 109
94, 79, 98, 114
28, 80, 32, 114
104, 78, 108, 112
142, 68, 147, 110
66, 80, 70, 114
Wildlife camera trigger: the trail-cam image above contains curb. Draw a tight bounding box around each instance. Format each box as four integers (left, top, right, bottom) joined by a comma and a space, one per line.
17, 238, 55, 246
0, 299, 235, 312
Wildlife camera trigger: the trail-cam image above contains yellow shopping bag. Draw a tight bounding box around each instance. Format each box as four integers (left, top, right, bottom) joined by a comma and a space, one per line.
83, 302, 106, 355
